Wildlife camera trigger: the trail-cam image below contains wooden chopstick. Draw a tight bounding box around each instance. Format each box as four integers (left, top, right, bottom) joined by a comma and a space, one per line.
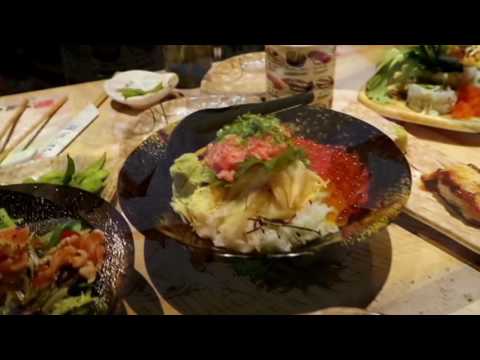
0, 95, 68, 163
0, 99, 28, 152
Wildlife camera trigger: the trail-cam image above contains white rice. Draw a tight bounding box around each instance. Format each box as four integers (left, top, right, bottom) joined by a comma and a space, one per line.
245, 200, 339, 253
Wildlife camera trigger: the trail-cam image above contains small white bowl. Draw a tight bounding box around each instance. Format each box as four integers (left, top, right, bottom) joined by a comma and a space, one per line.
104, 70, 179, 109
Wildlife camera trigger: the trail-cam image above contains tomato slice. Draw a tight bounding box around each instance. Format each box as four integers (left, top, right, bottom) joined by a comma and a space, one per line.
61, 229, 80, 240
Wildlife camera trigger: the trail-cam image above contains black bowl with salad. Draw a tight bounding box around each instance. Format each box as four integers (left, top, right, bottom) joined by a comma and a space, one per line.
0, 184, 134, 315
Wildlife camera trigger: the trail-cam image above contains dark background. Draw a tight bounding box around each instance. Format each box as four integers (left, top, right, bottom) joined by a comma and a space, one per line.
0, 45, 264, 96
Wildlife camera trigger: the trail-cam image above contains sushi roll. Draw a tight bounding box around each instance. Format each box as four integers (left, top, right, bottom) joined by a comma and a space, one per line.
406, 84, 458, 115
463, 66, 480, 88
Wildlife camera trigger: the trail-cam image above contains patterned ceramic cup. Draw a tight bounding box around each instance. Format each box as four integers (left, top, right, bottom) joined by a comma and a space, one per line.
266, 45, 336, 108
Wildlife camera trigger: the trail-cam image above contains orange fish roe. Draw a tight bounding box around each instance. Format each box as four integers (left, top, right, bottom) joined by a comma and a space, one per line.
294, 137, 370, 225
452, 85, 480, 119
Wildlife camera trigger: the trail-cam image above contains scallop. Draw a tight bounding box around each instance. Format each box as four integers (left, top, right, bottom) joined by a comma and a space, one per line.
406, 84, 458, 115
464, 66, 480, 87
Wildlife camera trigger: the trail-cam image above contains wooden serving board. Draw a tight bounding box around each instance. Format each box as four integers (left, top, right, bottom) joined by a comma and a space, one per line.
337, 90, 480, 254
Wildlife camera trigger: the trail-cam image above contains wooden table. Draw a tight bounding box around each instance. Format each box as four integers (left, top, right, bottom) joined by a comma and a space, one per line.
3, 45, 480, 315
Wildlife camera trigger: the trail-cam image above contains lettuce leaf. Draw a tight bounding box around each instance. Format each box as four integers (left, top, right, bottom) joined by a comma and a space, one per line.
0, 208, 16, 229
366, 48, 412, 104
234, 146, 308, 182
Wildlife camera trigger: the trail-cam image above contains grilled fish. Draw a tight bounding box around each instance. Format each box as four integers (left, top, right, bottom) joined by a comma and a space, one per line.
422, 163, 480, 225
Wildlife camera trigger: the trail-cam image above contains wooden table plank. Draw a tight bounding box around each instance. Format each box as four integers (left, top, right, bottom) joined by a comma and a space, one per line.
368, 223, 480, 315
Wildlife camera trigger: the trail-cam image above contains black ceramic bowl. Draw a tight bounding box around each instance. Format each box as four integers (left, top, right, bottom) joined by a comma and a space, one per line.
118, 98, 411, 259
0, 184, 135, 314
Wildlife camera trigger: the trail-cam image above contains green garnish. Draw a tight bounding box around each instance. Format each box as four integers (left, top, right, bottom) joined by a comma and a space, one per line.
47, 220, 82, 248
217, 113, 291, 143
119, 82, 164, 99
234, 146, 308, 181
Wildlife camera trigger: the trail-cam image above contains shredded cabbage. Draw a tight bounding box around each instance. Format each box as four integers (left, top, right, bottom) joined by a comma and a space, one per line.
51, 292, 95, 315
170, 160, 338, 253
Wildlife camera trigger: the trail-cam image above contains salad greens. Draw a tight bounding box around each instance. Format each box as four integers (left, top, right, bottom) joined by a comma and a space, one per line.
366, 45, 464, 104
51, 291, 96, 315
46, 220, 82, 248
24, 153, 109, 194
0, 208, 16, 229
119, 82, 164, 99
0, 282, 105, 315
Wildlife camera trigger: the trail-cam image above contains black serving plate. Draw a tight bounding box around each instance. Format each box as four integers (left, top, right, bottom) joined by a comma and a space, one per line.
0, 184, 135, 314
118, 103, 411, 258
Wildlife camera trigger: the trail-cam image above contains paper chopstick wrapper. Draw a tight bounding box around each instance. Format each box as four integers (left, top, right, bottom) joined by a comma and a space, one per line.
2, 104, 99, 166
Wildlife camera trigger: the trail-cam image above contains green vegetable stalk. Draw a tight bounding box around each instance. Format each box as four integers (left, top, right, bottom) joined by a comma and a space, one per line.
366, 45, 463, 104
119, 82, 164, 99
51, 291, 96, 315
70, 153, 109, 193
24, 153, 109, 194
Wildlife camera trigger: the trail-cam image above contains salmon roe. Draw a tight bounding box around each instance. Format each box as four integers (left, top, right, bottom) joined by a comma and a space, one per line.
451, 85, 480, 119
294, 137, 370, 225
